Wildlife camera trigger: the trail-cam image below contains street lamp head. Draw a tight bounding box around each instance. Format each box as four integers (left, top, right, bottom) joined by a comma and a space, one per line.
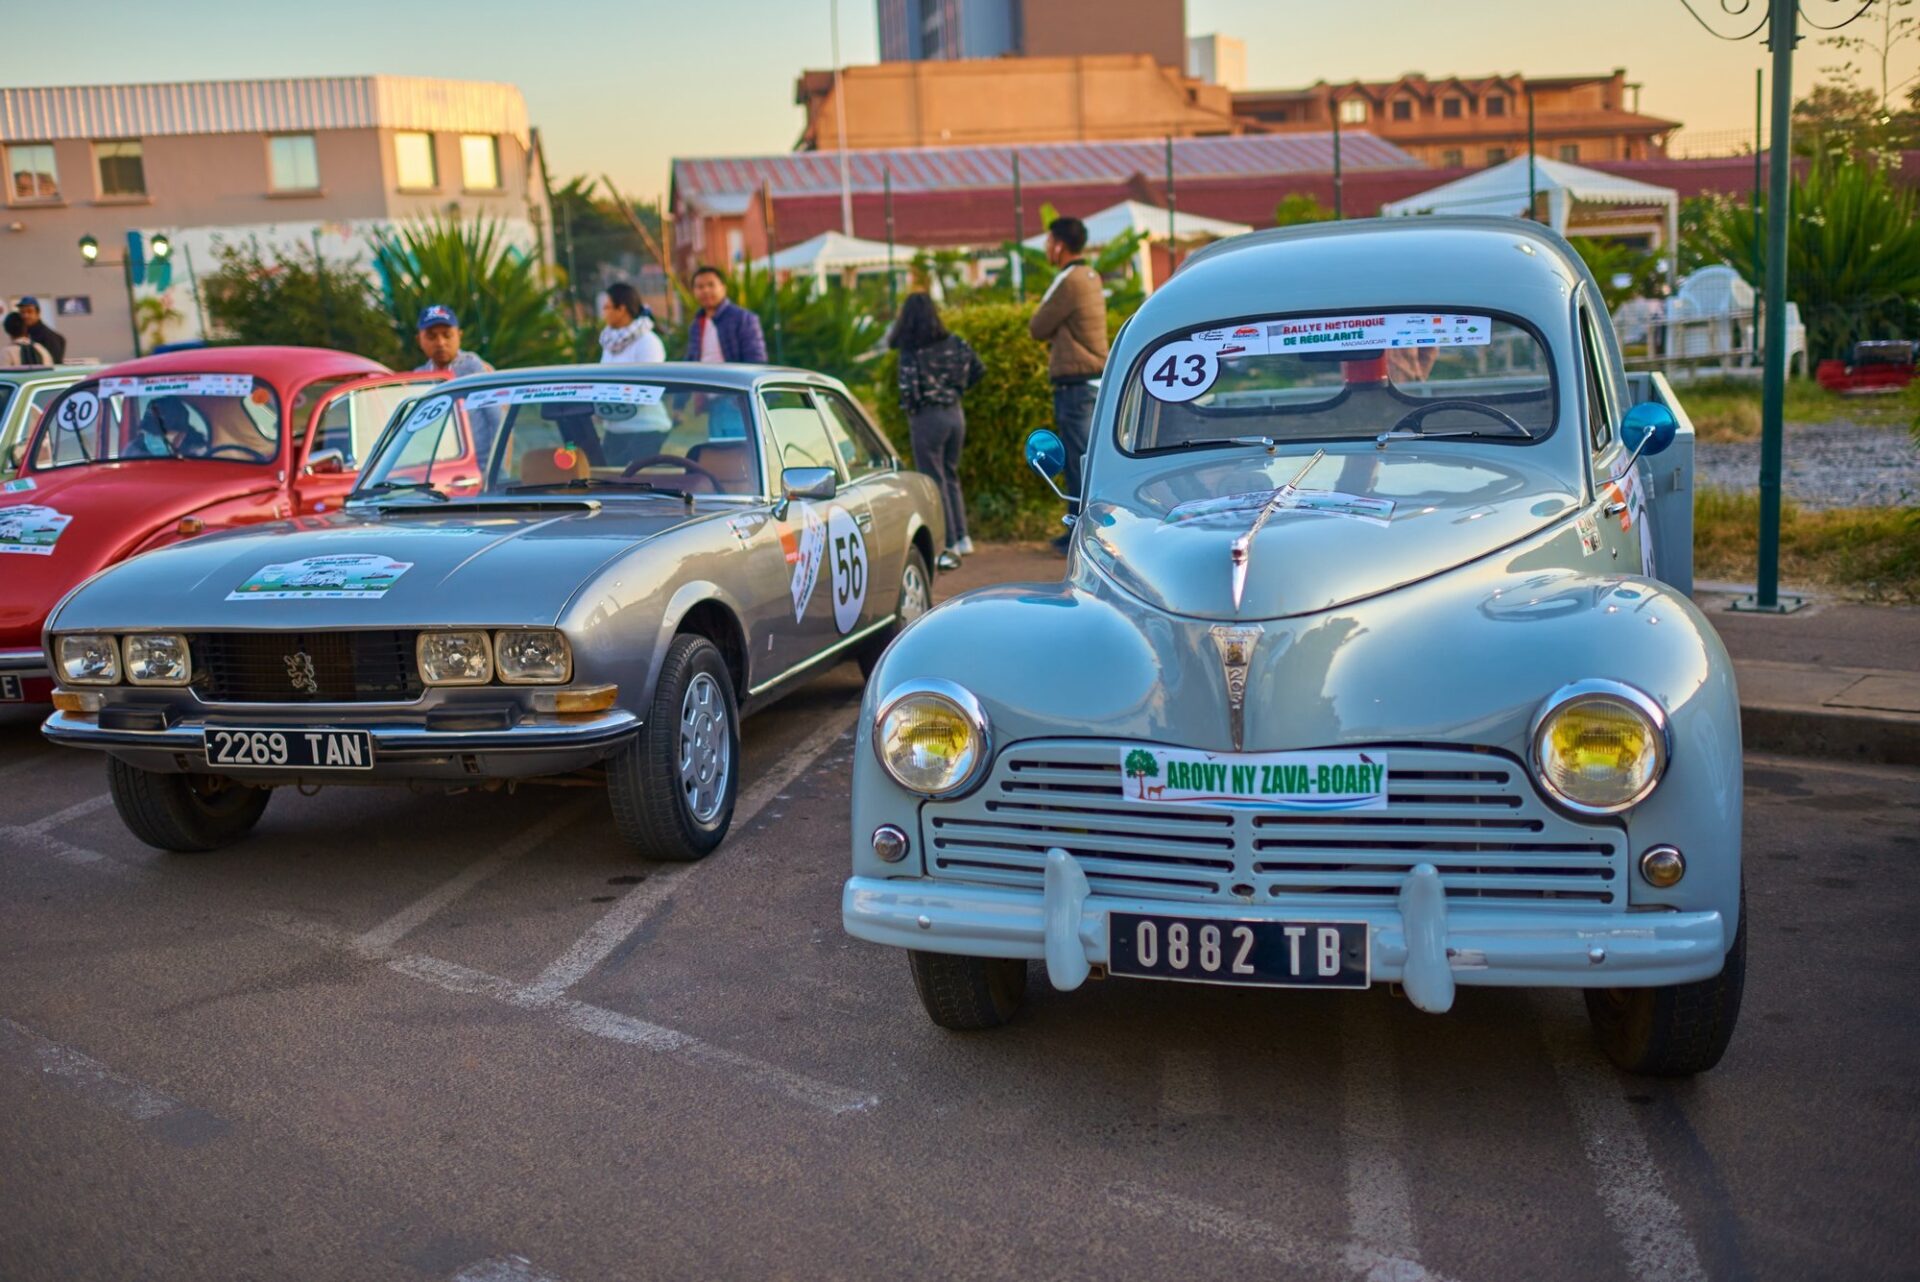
79, 234, 100, 262
150, 233, 171, 260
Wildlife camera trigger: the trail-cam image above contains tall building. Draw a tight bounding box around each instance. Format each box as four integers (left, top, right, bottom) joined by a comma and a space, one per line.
877, 0, 1186, 69
0, 76, 550, 363
1233, 70, 1679, 168
1187, 34, 1246, 92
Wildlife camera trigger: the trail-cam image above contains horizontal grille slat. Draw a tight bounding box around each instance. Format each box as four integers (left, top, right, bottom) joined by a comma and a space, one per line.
190, 631, 422, 704
921, 742, 1624, 909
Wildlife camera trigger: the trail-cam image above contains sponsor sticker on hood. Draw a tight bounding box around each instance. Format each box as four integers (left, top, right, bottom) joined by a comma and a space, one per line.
0, 503, 72, 555
228, 553, 414, 601
1121, 747, 1388, 811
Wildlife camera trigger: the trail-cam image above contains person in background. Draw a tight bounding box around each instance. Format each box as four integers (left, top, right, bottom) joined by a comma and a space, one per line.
16, 298, 65, 363
891, 292, 984, 569
1026, 217, 1108, 552
598, 282, 666, 365
414, 304, 493, 379
3, 312, 52, 366
683, 267, 768, 364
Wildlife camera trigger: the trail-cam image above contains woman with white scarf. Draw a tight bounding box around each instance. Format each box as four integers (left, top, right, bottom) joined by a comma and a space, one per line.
598, 282, 666, 365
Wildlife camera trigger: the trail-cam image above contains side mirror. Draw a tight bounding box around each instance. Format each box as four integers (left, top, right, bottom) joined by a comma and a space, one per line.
1620, 402, 1678, 459
774, 465, 837, 519
1024, 429, 1071, 503
304, 448, 347, 476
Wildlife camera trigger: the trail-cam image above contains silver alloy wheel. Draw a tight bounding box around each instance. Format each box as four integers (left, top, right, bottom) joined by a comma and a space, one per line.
900, 559, 933, 622
677, 671, 731, 825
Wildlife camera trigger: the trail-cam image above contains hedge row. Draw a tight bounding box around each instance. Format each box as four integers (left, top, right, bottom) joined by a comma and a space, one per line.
852, 301, 1136, 541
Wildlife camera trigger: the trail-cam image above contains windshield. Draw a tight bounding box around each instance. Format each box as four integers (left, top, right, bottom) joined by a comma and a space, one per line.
1124, 311, 1556, 453
354, 379, 761, 500
35, 373, 282, 469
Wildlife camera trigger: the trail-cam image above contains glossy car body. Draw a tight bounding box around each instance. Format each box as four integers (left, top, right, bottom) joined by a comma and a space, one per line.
847, 219, 1742, 1069
3, 347, 440, 704
42, 364, 942, 855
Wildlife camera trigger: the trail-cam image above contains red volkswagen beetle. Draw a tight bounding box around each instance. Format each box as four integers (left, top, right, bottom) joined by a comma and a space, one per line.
1, 347, 453, 705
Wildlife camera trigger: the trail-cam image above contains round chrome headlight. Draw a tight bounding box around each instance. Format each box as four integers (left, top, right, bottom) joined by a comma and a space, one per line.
1530, 680, 1670, 815
873, 680, 990, 798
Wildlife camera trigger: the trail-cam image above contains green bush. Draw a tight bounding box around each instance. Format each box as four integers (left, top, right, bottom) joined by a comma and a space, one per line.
371, 217, 574, 369
860, 302, 1131, 540
201, 239, 405, 367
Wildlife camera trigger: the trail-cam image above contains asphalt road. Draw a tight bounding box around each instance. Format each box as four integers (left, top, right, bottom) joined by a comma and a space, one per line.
1, 551, 1916, 1281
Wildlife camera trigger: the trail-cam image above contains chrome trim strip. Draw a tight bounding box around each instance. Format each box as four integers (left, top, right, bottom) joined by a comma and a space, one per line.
41, 708, 641, 755
745, 615, 896, 697
0, 649, 49, 675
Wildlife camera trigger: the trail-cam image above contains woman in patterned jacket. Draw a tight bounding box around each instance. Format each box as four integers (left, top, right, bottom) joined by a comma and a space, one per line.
891, 292, 985, 570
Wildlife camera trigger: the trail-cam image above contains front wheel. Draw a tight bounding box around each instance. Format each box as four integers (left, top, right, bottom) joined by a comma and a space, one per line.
908, 950, 1028, 1030
607, 633, 739, 861
106, 757, 271, 852
1584, 898, 1747, 1076
859, 546, 934, 678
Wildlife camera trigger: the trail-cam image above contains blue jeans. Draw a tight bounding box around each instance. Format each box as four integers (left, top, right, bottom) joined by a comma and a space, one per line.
1051, 379, 1096, 516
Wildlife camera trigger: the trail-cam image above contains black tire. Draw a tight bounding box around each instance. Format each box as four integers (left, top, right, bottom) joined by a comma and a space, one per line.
1584, 895, 1747, 1076
607, 633, 739, 861
858, 546, 934, 679
106, 757, 271, 853
908, 950, 1028, 1030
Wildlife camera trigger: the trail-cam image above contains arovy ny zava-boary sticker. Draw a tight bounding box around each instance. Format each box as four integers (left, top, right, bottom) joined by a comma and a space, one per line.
1120, 748, 1389, 812
227, 553, 414, 601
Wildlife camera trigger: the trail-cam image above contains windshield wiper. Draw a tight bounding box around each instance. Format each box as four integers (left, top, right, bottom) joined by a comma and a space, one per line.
355, 480, 449, 502
1159, 434, 1278, 453
506, 477, 696, 503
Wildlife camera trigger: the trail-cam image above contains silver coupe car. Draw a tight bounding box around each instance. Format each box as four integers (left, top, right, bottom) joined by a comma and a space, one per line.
42, 364, 945, 861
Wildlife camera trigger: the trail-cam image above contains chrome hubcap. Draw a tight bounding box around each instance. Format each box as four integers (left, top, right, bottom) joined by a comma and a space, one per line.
677, 672, 731, 825
901, 562, 932, 622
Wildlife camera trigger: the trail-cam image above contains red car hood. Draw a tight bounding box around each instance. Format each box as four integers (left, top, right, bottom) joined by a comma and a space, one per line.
0, 461, 278, 649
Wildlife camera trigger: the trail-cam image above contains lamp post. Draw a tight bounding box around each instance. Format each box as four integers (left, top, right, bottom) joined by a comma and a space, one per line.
79, 233, 151, 358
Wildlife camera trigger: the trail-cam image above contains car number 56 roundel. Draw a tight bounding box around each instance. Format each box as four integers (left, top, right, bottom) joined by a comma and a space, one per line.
827, 505, 868, 635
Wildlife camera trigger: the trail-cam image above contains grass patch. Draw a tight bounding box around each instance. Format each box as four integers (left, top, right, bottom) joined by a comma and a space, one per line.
1676, 377, 1920, 442
1694, 487, 1920, 601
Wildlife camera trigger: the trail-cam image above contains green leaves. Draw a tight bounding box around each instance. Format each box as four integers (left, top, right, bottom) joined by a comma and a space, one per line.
201, 238, 405, 367
371, 217, 574, 370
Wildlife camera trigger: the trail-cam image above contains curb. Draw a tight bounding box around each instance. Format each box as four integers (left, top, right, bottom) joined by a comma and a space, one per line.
1740, 702, 1920, 768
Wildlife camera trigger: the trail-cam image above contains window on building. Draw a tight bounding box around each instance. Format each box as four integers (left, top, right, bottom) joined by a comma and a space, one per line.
1486, 96, 1508, 118
1440, 149, 1464, 168
1486, 147, 1509, 165
1442, 98, 1464, 119
93, 140, 146, 198
1391, 99, 1413, 121
1559, 143, 1581, 162
460, 134, 500, 191
395, 131, 438, 190
268, 135, 320, 192
1338, 98, 1368, 124
8, 144, 59, 202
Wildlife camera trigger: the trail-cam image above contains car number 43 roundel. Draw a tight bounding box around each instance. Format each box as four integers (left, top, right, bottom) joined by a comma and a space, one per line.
827, 505, 868, 634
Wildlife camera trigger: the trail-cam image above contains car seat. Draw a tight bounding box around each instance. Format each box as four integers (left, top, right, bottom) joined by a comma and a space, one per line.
686, 441, 754, 494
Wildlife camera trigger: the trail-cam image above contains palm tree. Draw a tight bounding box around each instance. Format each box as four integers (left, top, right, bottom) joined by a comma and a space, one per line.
371, 217, 573, 369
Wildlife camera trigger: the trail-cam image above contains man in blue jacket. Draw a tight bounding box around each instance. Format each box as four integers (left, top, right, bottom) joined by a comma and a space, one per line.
683, 266, 768, 363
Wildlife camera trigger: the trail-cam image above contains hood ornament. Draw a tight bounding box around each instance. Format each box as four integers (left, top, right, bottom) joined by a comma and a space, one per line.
1229, 450, 1324, 608
1209, 624, 1263, 750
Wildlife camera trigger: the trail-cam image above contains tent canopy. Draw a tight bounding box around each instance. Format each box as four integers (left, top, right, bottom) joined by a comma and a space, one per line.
1022, 199, 1252, 250
753, 230, 901, 275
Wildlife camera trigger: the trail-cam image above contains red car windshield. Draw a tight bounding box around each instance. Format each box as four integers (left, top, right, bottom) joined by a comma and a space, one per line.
35, 374, 282, 469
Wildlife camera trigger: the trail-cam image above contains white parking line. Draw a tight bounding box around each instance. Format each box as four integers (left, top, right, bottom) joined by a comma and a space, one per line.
524, 706, 860, 1002
355, 800, 595, 954
450, 1255, 562, 1282
1543, 1016, 1708, 1282
1159, 1048, 1223, 1117
260, 911, 878, 1117
0, 1016, 184, 1122
1340, 1001, 1426, 1276
22, 793, 114, 836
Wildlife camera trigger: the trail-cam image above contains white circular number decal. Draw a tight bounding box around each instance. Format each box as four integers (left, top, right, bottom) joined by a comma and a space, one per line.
56, 390, 100, 433
403, 395, 451, 433
826, 505, 868, 635
1141, 340, 1219, 404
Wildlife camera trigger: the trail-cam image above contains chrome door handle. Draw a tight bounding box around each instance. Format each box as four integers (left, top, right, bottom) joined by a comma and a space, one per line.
1603, 501, 1628, 516
450, 476, 481, 490
855, 512, 873, 531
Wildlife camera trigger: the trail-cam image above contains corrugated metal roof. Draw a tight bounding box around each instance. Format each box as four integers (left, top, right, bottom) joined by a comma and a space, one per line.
673, 133, 1418, 210
0, 76, 530, 145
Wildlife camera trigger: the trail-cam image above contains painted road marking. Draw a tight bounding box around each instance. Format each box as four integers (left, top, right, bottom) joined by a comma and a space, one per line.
450, 1255, 562, 1282
21, 793, 114, 836
260, 911, 878, 1117
0, 1015, 227, 1146
524, 706, 860, 1001
355, 800, 595, 954
1159, 1048, 1223, 1118
1543, 1014, 1708, 1282
1340, 1000, 1428, 1278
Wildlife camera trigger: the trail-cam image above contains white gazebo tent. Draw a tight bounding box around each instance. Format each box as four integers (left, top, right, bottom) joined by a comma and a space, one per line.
1023, 199, 1253, 291
1381, 156, 1680, 290
752, 230, 904, 290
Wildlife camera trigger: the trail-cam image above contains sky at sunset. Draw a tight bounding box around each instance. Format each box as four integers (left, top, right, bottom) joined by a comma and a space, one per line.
12, 0, 1917, 202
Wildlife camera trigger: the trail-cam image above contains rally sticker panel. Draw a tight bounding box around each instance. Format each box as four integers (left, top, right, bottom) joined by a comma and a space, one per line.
780, 503, 826, 622
102, 374, 255, 399
0, 504, 73, 556
464, 382, 665, 411
228, 553, 413, 601
1120, 747, 1389, 812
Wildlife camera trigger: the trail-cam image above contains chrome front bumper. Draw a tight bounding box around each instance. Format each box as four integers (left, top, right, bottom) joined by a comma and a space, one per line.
0, 647, 49, 678
843, 851, 1730, 1013
42, 707, 640, 781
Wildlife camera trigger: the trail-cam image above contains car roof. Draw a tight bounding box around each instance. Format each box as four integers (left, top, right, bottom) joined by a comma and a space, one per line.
436, 361, 847, 395
88, 346, 390, 385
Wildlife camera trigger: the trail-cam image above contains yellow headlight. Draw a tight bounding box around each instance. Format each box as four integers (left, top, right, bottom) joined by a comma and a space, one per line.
1532, 683, 1667, 813
874, 682, 990, 797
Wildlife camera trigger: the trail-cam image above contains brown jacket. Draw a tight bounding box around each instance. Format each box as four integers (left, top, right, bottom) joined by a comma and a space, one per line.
1027, 261, 1108, 382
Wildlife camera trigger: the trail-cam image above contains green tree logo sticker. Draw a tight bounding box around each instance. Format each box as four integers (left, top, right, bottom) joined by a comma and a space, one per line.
1124, 749, 1160, 799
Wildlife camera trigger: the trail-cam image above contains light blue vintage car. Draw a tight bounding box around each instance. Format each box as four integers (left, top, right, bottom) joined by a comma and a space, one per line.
845, 217, 1744, 1076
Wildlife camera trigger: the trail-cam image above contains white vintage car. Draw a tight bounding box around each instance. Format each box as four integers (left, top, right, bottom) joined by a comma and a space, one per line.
844, 218, 1744, 1076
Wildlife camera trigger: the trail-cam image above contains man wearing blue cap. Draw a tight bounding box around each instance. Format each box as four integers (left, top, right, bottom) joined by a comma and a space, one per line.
15, 298, 65, 363
414, 304, 492, 380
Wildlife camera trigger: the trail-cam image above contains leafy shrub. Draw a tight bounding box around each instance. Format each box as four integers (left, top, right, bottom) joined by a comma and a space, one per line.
201, 239, 405, 367
371, 217, 573, 369
1694, 487, 1920, 601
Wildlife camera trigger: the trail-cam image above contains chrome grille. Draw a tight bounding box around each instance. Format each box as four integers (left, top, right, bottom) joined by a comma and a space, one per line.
923, 742, 1622, 908
190, 631, 422, 704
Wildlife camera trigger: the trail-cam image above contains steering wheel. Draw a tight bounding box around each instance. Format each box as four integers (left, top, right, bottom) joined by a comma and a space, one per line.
620, 454, 722, 486
1388, 399, 1531, 438
207, 442, 274, 462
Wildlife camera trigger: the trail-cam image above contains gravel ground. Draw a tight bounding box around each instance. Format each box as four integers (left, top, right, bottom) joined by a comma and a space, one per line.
1697, 418, 1920, 509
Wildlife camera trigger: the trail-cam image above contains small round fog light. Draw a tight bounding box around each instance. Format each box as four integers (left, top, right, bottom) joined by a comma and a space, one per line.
1639, 845, 1686, 888
871, 824, 910, 864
